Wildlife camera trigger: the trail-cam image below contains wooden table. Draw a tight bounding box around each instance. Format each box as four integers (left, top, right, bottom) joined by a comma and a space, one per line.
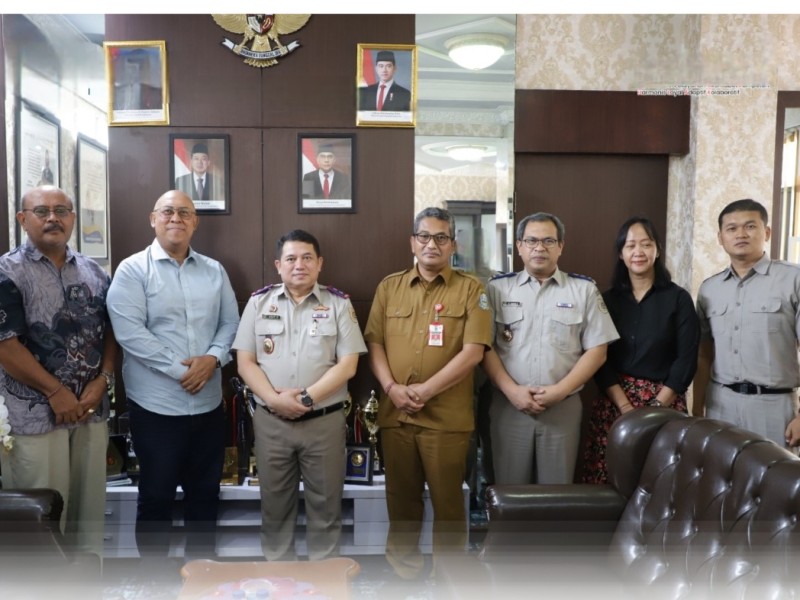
178, 557, 360, 599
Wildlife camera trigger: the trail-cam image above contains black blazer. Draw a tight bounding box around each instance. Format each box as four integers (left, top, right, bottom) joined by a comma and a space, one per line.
302, 170, 351, 199
358, 83, 411, 111
175, 173, 216, 201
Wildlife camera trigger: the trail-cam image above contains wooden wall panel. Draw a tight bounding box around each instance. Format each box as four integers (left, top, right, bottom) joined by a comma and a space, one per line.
261, 15, 415, 128
105, 14, 415, 402
516, 89, 690, 155
515, 154, 669, 291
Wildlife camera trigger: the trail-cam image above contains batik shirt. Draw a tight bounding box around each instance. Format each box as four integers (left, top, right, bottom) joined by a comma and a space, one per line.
0, 240, 111, 435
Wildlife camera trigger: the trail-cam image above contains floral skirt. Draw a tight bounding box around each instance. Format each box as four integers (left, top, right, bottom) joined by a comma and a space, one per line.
581, 375, 687, 484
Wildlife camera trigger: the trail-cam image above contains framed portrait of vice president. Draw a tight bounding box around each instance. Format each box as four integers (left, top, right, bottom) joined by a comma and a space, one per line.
356, 44, 417, 128
298, 134, 355, 214
169, 134, 230, 214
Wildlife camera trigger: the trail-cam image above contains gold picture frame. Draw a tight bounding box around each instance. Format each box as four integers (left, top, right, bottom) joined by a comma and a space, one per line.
356, 43, 417, 128
104, 40, 169, 126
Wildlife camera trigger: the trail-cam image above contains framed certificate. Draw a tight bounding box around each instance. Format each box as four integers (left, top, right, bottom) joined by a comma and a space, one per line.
76, 135, 109, 260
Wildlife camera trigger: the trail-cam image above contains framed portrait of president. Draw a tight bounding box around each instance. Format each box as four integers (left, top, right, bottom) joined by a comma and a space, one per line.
169, 134, 230, 214
356, 44, 417, 128
298, 134, 355, 214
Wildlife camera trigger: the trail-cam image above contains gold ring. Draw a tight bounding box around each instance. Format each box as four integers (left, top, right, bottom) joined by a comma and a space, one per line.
87, 408, 95, 414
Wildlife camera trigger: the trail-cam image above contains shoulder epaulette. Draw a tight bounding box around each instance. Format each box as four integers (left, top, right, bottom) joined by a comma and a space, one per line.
381, 269, 412, 283
251, 283, 276, 297
568, 272, 596, 284
324, 285, 350, 299
490, 271, 515, 281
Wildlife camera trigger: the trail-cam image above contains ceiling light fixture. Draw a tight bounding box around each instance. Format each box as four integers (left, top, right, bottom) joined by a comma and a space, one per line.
445, 33, 508, 71
446, 145, 489, 162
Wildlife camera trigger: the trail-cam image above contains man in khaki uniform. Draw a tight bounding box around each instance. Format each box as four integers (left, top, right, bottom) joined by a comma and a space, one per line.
233, 229, 366, 560
365, 207, 492, 580
482, 212, 618, 485
695, 199, 800, 448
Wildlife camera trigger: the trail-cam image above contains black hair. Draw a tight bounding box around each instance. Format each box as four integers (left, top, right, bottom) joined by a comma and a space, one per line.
717, 198, 768, 229
611, 217, 672, 290
275, 229, 321, 259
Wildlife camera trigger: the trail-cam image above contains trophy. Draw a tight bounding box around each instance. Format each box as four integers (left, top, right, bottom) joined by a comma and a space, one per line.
343, 392, 353, 442
358, 390, 382, 474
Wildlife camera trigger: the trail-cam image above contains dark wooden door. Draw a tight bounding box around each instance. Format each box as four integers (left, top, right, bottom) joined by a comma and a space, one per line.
514, 151, 670, 481
514, 153, 669, 290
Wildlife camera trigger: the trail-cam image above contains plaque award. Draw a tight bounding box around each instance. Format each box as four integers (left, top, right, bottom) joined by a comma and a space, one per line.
344, 392, 373, 484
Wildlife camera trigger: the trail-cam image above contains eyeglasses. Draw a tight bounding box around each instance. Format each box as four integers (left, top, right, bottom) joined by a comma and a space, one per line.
23, 206, 74, 219
153, 206, 196, 220
521, 237, 559, 249
413, 233, 454, 246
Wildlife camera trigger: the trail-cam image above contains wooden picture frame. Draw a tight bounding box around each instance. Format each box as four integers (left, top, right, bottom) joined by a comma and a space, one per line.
104, 40, 169, 126
169, 134, 230, 214
298, 134, 355, 214
356, 43, 417, 128
76, 135, 109, 260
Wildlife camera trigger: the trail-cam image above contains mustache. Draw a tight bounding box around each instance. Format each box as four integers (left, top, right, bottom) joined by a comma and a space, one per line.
43, 224, 64, 233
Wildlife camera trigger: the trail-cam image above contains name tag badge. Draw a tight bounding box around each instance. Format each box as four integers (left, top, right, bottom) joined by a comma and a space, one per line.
556, 302, 574, 308
428, 322, 444, 346
312, 312, 329, 319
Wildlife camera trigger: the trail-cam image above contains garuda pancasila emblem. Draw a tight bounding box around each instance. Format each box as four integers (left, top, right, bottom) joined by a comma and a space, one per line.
212, 14, 311, 68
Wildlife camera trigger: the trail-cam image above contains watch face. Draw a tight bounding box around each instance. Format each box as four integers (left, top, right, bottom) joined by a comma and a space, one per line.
301, 393, 313, 407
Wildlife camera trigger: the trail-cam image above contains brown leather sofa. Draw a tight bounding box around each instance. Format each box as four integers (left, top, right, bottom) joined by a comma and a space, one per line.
0, 488, 100, 599
443, 408, 800, 598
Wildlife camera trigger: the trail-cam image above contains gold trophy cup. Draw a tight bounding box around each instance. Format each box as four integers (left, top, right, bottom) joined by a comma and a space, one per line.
359, 390, 382, 473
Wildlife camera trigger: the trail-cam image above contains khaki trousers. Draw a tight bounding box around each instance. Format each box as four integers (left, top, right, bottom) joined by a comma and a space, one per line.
382, 423, 470, 580
0, 420, 108, 556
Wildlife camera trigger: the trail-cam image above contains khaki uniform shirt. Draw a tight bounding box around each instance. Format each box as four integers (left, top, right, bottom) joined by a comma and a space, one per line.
697, 253, 800, 388
364, 266, 493, 432
232, 283, 367, 408
486, 269, 619, 392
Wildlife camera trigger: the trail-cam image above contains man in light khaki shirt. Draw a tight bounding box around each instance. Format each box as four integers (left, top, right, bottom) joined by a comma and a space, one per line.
233, 229, 366, 560
695, 199, 800, 448
483, 212, 618, 485
365, 207, 492, 580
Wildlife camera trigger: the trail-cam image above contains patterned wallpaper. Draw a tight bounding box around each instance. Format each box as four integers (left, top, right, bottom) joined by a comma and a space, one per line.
415, 164, 498, 212
516, 14, 800, 295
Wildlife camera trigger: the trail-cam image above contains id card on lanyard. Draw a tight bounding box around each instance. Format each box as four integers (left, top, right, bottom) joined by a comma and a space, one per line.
428, 303, 444, 346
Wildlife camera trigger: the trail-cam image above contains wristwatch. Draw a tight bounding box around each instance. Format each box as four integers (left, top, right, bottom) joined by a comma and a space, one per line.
300, 389, 314, 407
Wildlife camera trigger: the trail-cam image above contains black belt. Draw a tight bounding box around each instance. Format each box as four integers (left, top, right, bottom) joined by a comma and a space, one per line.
722, 382, 795, 395
261, 401, 344, 422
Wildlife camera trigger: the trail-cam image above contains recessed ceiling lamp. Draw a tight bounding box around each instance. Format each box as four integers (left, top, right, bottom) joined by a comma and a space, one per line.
445, 33, 508, 70
446, 145, 489, 162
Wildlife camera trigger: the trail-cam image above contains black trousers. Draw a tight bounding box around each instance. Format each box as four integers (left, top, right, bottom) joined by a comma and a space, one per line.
129, 400, 225, 557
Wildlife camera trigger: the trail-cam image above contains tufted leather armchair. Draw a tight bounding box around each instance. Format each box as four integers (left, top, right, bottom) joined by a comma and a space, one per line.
0, 488, 101, 598
474, 408, 800, 598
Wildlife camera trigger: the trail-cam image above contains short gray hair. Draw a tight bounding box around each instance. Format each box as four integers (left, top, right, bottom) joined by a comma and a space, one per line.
516, 212, 565, 242
413, 207, 455, 237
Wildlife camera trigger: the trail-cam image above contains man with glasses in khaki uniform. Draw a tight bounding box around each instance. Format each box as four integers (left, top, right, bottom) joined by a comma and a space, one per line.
365, 207, 492, 580
483, 212, 618, 485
